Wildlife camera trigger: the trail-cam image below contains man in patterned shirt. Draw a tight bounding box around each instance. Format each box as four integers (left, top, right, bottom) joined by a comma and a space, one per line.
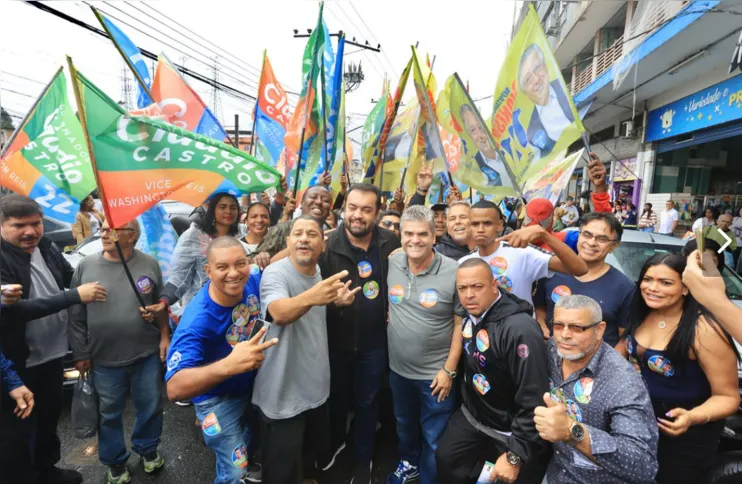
534, 294, 658, 484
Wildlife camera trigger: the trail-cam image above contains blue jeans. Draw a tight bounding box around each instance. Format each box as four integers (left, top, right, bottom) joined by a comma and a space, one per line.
640, 227, 654, 233
195, 395, 254, 484
94, 352, 163, 466
329, 347, 387, 464
389, 371, 457, 484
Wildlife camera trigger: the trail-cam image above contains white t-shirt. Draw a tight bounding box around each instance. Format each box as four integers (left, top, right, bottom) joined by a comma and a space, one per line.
691, 217, 714, 232
658, 209, 679, 235
88, 212, 100, 233
459, 242, 554, 306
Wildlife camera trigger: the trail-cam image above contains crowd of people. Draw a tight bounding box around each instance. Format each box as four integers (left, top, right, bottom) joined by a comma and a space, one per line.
1, 153, 741, 484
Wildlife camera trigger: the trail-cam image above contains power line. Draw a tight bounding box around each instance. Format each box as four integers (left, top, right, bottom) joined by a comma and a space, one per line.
325, 5, 386, 80
0, 71, 46, 86
23, 1, 260, 105
347, 2, 398, 78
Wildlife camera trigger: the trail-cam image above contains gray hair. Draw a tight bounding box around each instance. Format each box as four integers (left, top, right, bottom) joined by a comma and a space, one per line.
401, 205, 435, 233
554, 294, 602, 323
517, 43, 546, 90
128, 219, 141, 243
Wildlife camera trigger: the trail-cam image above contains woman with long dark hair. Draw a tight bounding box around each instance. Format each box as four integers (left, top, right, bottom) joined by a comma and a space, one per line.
638, 203, 657, 233
241, 202, 271, 257
618, 253, 739, 483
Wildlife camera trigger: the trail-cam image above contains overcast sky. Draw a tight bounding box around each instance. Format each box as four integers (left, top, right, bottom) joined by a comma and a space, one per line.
1, 0, 517, 154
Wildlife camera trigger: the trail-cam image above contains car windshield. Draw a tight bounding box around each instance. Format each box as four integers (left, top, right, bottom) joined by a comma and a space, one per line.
609, 242, 742, 300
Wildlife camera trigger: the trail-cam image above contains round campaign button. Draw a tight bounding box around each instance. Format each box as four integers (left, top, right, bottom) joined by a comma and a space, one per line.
363, 281, 380, 300
476, 329, 490, 352
136, 276, 154, 295
462, 320, 473, 339
551, 285, 572, 303
496, 276, 513, 293
573, 377, 594, 404
247, 294, 260, 316
489, 256, 508, 276
202, 413, 221, 436
231, 444, 248, 469
389, 285, 405, 304
419, 289, 438, 308
358, 261, 372, 278
232, 304, 249, 327
473, 374, 491, 395
250, 264, 261, 275
648, 355, 675, 377
566, 399, 583, 422
225, 324, 244, 346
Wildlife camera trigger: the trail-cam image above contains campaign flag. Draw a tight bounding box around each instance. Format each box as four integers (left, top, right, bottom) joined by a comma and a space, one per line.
284, 3, 325, 191
411, 47, 450, 179
69, 62, 280, 228
329, 77, 348, 202
521, 149, 583, 206
135, 203, 178, 279
361, 83, 389, 174
439, 73, 518, 199
370, 58, 414, 192
490, 4, 584, 191
92, 7, 153, 109
253, 52, 291, 167
372, 93, 419, 193
0, 67, 97, 223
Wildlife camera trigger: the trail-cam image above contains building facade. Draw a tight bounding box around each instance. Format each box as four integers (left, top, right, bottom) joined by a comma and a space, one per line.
514, 0, 742, 227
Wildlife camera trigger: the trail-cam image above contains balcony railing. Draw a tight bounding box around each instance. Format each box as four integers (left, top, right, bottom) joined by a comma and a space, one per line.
568, 0, 689, 96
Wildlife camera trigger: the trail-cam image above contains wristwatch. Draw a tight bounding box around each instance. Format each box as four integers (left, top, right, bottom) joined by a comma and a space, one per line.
568, 421, 585, 446
506, 451, 522, 467
443, 367, 457, 379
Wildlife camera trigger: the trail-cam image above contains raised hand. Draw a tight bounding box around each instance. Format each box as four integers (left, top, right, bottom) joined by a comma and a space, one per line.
534, 392, 571, 443
334, 280, 361, 307
274, 176, 288, 205
320, 172, 332, 186
446, 185, 463, 204
340, 174, 348, 194
498, 225, 546, 248
417, 163, 433, 191
224, 327, 279, 375
587, 152, 606, 193
77, 282, 107, 304
307, 270, 350, 306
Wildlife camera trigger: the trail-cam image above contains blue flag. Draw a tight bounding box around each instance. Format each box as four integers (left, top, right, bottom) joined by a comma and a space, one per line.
135, 204, 178, 280
95, 9, 153, 109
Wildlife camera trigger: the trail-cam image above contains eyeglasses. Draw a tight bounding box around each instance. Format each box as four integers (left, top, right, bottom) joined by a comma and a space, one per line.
579, 230, 617, 245
381, 221, 400, 230
550, 320, 601, 333
100, 228, 134, 235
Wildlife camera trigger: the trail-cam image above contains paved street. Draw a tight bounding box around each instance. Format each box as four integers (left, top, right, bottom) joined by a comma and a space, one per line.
59, 386, 401, 484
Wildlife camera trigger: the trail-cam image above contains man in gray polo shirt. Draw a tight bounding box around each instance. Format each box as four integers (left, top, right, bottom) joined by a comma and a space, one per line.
386, 205, 465, 484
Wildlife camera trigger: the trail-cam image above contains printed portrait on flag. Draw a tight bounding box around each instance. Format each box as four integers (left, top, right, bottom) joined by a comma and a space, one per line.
458, 104, 512, 188
491, 4, 585, 196
517, 43, 575, 161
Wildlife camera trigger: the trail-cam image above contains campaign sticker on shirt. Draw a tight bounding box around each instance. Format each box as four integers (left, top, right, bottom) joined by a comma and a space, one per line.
648, 355, 675, 377
232, 304, 249, 327
626, 336, 635, 355
566, 399, 583, 422
476, 329, 490, 352
573, 377, 594, 404
231, 444, 248, 468
473, 374, 491, 395
202, 413, 221, 436
489, 256, 508, 276
363, 281, 380, 300
419, 289, 438, 308
247, 294, 260, 316
358, 261, 372, 279
225, 324, 244, 346
496, 276, 513, 293
551, 387, 566, 405
136, 276, 154, 295
167, 351, 181, 371
462, 319, 473, 339
250, 264, 260, 275
551, 285, 572, 303
390, 285, 405, 304
517, 344, 529, 359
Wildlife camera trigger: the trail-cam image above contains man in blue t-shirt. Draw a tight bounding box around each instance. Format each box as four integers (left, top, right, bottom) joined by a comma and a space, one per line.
534, 212, 635, 347
165, 237, 278, 484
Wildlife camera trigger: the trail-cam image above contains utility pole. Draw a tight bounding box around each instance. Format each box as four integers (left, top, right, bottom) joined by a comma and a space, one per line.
211, 57, 222, 122
120, 60, 133, 111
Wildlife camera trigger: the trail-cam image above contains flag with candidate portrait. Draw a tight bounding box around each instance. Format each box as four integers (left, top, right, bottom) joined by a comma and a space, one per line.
491, 4, 584, 199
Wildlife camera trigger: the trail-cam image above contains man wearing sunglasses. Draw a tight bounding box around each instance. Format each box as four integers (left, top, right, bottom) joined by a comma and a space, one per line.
69, 220, 170, 483
533, 212, 634, 346
379, 209, 401, 239
534, 294, 657, 484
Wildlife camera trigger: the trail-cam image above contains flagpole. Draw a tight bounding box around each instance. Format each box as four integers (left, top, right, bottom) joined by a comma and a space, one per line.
453, 72, 524, 200
250, 50, 266, 157
0, 67, 62, 159
66, 56, 147, 309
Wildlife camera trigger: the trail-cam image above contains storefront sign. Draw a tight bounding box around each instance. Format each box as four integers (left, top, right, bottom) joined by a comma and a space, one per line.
646, 74, 742, 142
613, 158, 637, 182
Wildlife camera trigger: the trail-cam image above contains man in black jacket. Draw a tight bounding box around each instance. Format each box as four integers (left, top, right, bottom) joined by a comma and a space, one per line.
436, 258, 550, 484
0, 194, 106, 484
317, 183, 401, 484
